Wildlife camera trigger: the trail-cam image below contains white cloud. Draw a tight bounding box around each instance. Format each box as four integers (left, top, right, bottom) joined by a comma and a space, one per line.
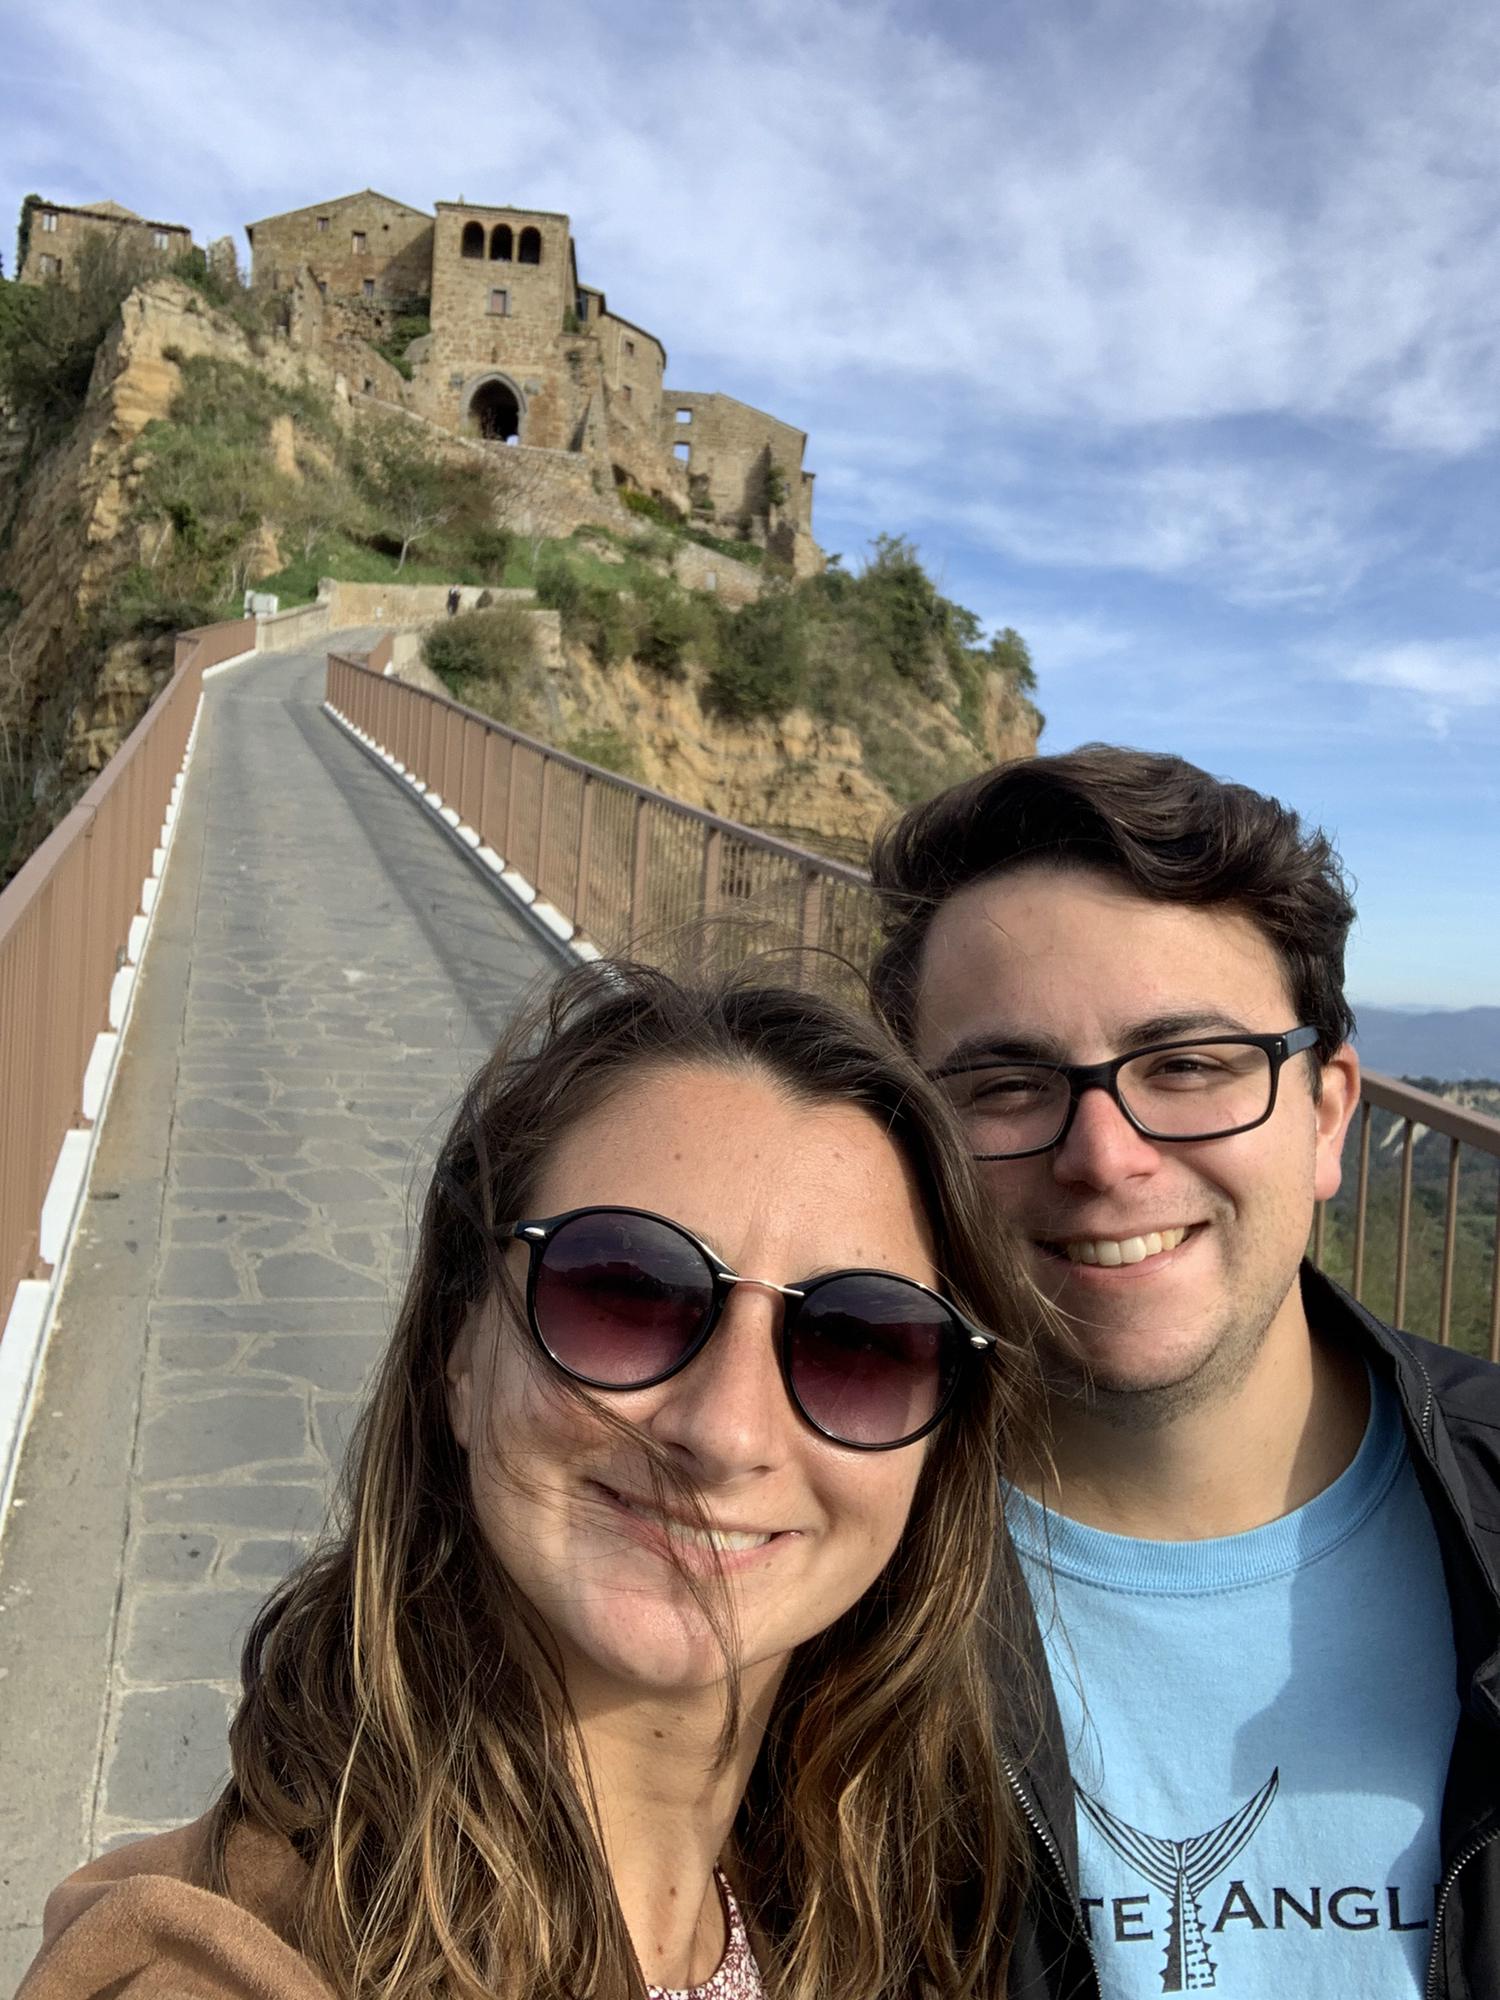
1333, 641, 1500, 733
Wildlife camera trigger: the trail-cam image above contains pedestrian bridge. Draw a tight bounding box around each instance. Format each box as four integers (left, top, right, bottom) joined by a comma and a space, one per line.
0, 619, 1496, 1979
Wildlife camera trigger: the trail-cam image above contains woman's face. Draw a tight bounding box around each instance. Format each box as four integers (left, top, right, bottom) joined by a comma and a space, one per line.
446, 1062, 941, 1702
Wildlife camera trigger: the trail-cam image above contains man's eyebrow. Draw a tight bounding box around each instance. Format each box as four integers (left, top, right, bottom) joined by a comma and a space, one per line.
1118, 1011, 1257, 1049
932, 1010, 1258, 1072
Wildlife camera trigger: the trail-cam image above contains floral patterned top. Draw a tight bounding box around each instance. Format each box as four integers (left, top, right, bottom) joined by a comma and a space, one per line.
644, 1871, 765, 2000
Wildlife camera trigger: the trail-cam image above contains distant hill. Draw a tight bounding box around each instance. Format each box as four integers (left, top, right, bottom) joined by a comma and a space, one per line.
1351, 1005, 1500, 1083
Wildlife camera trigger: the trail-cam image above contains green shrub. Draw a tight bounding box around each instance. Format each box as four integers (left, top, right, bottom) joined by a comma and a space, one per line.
457, 523, 514, 579
703, 593, 807, 721
422, 604, 537, 696
167, 248, 269, 339
573, 583, 641, 666
0, 234, 149, 434
534, 547, 584, 615
635, 583, 702, 680
563, 726, 642, 780
621, 487, 684, 529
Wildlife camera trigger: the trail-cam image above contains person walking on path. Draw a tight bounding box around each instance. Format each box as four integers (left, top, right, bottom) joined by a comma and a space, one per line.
20, 964, 1047, 2000
446, 585, 460, 616
870, 746, 1500, 2000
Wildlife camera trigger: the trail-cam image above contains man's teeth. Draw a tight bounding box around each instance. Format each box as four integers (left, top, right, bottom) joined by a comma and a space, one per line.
612, 1493, 772, 1552
1062, 1226, 1188, 1267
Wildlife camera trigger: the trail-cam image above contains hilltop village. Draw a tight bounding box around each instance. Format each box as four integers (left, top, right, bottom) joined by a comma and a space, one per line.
14, 188, 821, 574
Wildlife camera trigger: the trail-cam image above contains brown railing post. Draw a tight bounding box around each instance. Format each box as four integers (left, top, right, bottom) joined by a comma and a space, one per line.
575, 776, 595, 936
1350, 1101, 1373, 1301
537, 756, 554, 892
504, 739, 520, 862
1439, 1139, 1461, 1346
1393, 1122, 1416, 1328
1489, 1179, 1500, 1366
700, 827, 723, 917
629, 798, 652, 942
798, 869, 823, 951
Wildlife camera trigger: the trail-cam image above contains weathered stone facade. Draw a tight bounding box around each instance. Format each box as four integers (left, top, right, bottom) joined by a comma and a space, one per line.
17, 199, 192, 285
242, 188, 820, 569
244, 190, 433, 302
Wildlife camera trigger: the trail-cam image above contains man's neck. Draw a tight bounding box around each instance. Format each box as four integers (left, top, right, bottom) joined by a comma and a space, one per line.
1028, 1290, 1371, 1541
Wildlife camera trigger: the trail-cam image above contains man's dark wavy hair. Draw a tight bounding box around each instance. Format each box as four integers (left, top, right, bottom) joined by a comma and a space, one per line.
868, 744, 1357, 1063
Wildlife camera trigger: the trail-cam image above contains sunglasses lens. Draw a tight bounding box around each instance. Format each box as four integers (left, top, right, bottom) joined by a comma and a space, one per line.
789, 1275, 959, 1447
532, 1211, 715, 1386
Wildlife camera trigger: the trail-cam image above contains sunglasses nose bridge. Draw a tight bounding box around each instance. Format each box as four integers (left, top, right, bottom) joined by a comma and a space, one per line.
718, 1272, 805, 1302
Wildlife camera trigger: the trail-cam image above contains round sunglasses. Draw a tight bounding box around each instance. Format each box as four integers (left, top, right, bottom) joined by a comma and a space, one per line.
501, 1204, 996, 1451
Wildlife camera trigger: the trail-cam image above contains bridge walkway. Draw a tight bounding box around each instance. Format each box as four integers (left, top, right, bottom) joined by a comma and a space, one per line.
0, 635, 558, 1980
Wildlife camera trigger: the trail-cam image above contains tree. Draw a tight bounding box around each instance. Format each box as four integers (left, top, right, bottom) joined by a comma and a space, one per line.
0, 233, 152, 434
354, 416, 491, 572
988, 625, 1037, 691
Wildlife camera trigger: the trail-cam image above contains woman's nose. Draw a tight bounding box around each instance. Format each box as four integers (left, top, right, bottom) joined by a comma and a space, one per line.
643, 1284, 790, 1479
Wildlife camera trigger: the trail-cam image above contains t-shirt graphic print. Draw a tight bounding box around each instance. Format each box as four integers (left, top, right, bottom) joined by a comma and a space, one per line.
1009, 1374, 1459, 1998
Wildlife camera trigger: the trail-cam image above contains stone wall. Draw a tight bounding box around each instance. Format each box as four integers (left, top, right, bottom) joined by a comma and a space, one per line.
255, 602, 331, 653
663, 390, 813, 537
246, 192, 433, 302
669, 540, 764, 609
20, 202, 192, 285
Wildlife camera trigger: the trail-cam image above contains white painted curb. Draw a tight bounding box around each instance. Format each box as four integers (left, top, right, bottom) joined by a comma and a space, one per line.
0, 683, 212, 1534
321, 700, 602, 967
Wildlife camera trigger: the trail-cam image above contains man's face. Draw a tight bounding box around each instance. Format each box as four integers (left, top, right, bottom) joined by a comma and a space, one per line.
913, 863, 1358, 1418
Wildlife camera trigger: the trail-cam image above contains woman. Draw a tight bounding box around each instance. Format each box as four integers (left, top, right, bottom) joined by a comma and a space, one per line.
23, 961, 1045, 2000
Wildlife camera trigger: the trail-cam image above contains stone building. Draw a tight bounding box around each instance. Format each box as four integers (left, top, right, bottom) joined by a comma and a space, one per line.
17, 198, 193, 285
242, 188, 818, 566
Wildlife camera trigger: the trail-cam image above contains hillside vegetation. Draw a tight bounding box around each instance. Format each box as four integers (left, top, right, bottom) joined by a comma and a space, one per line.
0, 258, 1040, 881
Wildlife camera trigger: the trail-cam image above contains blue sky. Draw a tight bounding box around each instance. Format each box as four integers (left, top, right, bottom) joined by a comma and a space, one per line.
5, 0, 1498, 1006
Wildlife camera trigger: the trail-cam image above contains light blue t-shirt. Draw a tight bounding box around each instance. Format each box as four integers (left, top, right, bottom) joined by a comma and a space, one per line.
1009, 1375, 1460, 1998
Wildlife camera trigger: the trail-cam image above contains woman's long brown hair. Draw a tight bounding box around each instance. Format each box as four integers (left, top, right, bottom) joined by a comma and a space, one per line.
208, 961, 1047, 2000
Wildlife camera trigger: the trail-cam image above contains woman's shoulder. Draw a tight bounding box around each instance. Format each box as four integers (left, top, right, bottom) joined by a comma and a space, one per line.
18, 1814, 328, 2000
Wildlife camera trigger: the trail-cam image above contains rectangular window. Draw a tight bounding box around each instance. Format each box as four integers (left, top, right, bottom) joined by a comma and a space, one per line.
624, 337, 635, 357
317, 216, 330, 233
362, 278, 375, 298
674, 441, 691, 463
41, 211, 57, 232
153, 230, 170, 250
488, 288, 510, 316
621, 384, 633, 403
575, 293, 589, 322
317, 279, 328, 296
675, 407, 692, 424
352, 231, 367, 254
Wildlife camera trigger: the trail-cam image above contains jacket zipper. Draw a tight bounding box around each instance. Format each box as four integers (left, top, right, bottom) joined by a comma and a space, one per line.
1425, 1824, 1500, 2000
1001, 1753, 1102, 1997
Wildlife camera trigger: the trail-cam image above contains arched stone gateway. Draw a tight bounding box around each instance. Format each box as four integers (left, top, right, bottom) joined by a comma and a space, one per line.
465, 374, 524, 442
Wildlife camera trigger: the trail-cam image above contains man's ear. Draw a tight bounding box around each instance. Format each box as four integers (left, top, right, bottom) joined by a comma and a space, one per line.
1313, 1042, 1361, 1204
446, 1319, 477, 1452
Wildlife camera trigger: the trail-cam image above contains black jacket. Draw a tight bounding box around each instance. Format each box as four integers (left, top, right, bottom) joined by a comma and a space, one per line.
1005, 1265, 1500, 2000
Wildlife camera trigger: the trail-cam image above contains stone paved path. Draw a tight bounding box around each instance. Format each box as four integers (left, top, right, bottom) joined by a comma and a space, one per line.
0, 637, 557, 1973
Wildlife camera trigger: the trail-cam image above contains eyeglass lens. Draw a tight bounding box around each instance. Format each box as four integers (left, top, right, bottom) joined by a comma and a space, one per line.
943, 1040, 1278, 1156
528, 1210, 958, 1447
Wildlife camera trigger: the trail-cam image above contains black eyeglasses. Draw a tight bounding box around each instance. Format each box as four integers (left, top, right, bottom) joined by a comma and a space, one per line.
931, 1027, 1321, 1161
501, 1204, 994, 1451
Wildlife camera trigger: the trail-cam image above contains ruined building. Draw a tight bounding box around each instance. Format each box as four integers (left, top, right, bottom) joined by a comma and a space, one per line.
16, 198, 193, 284
244, 189, 818, 567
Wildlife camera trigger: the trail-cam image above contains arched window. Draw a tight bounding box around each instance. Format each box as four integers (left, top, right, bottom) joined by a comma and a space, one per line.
518, 226, 542, 265
490, 224, 513, 261
461, 221, 484, 259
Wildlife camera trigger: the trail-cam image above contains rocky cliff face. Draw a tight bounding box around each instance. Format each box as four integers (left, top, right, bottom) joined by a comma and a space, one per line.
0, 280, 343, 810
427, 632, 1039, 859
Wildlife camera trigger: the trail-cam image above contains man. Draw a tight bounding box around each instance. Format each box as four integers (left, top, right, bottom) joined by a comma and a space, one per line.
869, 746, 1500, 2000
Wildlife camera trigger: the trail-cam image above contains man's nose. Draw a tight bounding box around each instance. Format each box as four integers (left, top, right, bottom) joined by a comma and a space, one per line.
644, 1285, 788, 1480
1050, 1082, 1163, 1190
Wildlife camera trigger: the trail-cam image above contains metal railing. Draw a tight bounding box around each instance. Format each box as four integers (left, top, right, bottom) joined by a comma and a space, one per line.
325, 652, 881, 970
326, 652, 1500, 1359
1313, 1076, 1500, 1359
0, 618, 253, 1326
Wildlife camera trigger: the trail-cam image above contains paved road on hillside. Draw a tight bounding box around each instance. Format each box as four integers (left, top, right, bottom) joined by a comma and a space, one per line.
0, 636, 558, 1979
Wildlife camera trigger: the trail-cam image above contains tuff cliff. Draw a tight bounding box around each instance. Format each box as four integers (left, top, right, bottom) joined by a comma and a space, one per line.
0, 275, 1040, 879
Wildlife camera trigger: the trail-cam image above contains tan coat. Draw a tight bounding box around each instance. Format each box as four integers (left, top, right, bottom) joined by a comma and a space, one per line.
18, 1817, 331, 2000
